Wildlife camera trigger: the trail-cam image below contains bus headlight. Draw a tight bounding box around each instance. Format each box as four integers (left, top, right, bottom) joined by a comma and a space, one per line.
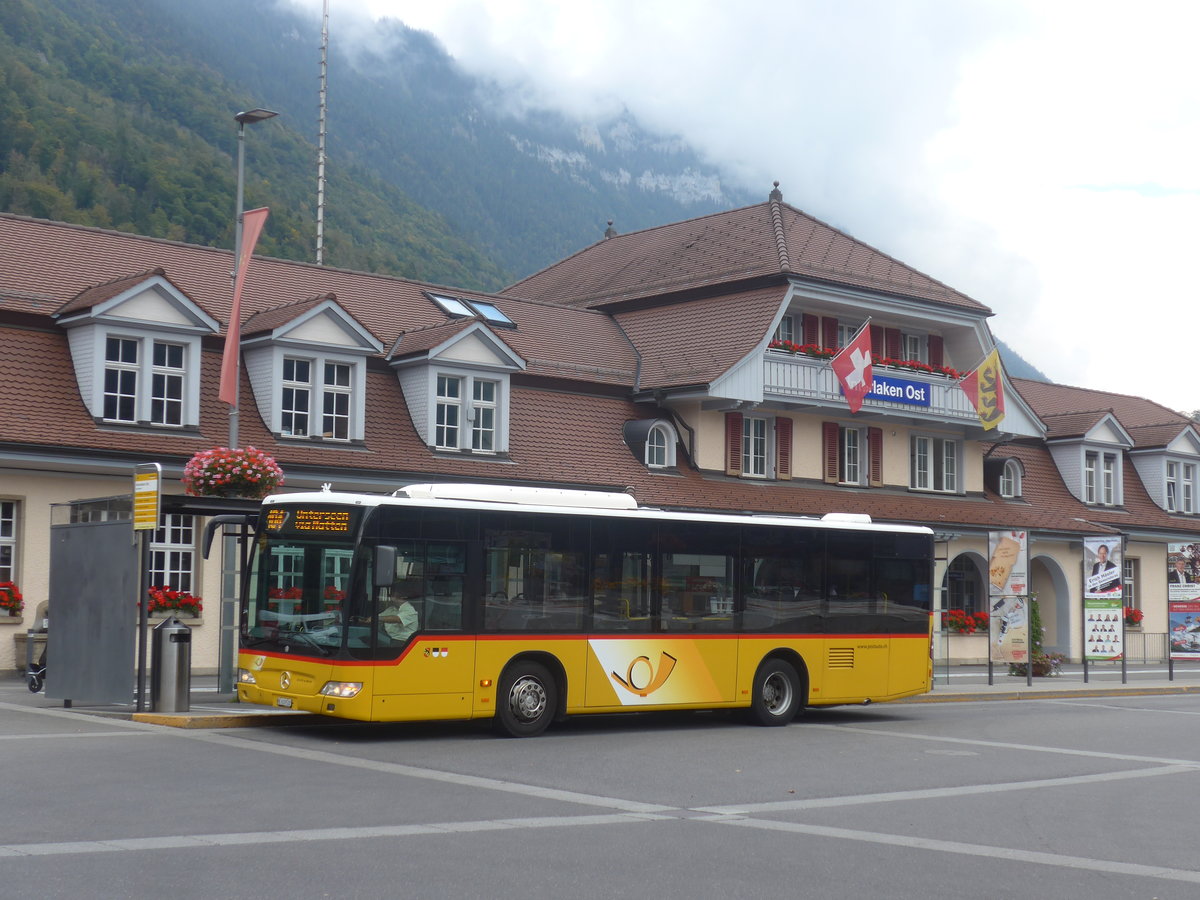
319, 681, 363, 698
237, 668, 257, 685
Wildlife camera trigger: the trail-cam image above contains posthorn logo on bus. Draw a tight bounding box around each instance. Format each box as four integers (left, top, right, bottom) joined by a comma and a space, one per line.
610, 652, 677, 697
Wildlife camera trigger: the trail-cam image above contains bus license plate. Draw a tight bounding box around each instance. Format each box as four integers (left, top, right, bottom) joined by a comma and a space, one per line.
276, 697, 293, 708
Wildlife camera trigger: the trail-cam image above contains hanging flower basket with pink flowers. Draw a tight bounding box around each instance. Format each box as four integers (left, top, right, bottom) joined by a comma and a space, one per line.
181, 446, 284, 499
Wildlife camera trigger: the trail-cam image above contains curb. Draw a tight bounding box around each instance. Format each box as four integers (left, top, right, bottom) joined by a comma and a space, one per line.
899, 684, 1200, 704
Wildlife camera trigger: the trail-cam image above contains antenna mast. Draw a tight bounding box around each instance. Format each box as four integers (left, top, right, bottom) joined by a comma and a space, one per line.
315, 0, 329, 265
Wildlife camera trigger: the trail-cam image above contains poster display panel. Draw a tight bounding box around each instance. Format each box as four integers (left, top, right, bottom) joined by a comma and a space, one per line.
1083, 536, 1122, 600
1168, 542, 1200, 659
988, 595, 1029, 664
987, 530, 1028, 597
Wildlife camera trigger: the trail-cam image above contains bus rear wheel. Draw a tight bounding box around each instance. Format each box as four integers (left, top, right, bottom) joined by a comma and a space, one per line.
750, 658, 801, 726
494, 661, 556, 737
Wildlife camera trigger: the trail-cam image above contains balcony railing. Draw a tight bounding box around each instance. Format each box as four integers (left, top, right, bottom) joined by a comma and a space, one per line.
763, 350, 979, 423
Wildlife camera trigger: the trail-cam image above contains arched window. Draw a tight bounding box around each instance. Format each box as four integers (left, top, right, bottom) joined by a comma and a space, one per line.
646, 423, 676, 468
1000, 460, 1022, 498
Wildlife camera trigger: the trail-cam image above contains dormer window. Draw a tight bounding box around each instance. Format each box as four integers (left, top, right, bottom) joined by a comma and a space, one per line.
774, 315, 794, 344
56, 270, 217, 431
241, 296, 382, 444
391, 320, 525, 458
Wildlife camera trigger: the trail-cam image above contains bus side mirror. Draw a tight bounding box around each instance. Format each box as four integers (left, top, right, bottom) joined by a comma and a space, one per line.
375, 545, 398, 588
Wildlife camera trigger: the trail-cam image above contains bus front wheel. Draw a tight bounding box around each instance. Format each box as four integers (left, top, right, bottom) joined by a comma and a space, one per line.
750, 658, 801, 726
494, 661, 556, 737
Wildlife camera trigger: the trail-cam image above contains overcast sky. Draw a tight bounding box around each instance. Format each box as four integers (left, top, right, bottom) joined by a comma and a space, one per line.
289, 0, 1200, 414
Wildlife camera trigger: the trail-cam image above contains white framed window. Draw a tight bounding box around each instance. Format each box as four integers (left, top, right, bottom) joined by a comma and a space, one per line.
103, 336, 139, 422
1124, 558, 1139, 611
1000, 460, 1022, 498
471, 379, 497, 451
150, 342, 185, 426
0, 500, 17, 583
1167, 461, 1180, 511
840, 426, 861, 485
150, 514, 195, 594
903, 333, 925, 362
774, 315, 794, 344
743, 417, 769, 477
436, 374, 462, 449
837, 322, 863, 349
430, 371, 505, 454
1102, 454, 1117, 505
281, 358, 312, 437
1085, 450, 1120, 505
911, 435, 958, 492
100, 335, 196, 427
1185, 464, 1196, 514
322, 362, 351, 441
647, 425, 669, 468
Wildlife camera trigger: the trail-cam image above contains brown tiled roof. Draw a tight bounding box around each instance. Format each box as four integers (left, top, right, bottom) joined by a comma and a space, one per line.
615, 285, 786, 390
1014, 377, 1191, 429
506, 199, 988, 312
0, 214, 634, 387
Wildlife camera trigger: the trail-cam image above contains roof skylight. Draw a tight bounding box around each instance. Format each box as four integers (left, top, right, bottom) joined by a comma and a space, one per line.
425, 292, 516, 328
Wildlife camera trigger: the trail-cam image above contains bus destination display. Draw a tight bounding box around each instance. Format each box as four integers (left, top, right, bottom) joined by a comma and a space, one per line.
265, 507, 355, 534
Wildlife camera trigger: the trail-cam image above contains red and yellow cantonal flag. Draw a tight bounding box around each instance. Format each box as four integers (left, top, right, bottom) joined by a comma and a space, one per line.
959, 348, 1006, 431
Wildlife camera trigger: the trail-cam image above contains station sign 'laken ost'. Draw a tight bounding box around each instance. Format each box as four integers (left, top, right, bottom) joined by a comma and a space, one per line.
265, 507, 357, 534
864, 374, 931, 407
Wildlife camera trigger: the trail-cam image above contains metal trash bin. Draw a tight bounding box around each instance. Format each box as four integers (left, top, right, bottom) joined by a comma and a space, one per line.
151, 617, 192, 712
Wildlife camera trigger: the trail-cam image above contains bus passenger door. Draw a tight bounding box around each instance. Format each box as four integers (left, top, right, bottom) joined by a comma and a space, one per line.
372, 540, 475, 720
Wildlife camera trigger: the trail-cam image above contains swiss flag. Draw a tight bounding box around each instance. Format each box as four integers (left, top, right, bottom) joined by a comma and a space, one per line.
831, 325, 874, 413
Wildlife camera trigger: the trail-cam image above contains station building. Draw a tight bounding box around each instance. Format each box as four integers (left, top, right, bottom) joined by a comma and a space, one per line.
1, 186, 1197, 673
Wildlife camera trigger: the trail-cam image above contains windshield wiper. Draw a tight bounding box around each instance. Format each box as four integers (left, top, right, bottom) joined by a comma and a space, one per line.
280, 631, 332, 657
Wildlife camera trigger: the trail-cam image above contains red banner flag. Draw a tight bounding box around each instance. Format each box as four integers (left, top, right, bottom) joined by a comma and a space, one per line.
831, 324, 874, 413
959, 348, 1006, 430
219, 207, 269, 407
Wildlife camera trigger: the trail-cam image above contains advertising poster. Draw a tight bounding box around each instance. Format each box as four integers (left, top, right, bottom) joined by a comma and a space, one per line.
1084, 596, 1124, 660
1169, 601, 1200, 659
988, 596, 1028, 664
1083, 536, 1122, 600
987, 530, 1028, 597
1167, 544, 1200, 660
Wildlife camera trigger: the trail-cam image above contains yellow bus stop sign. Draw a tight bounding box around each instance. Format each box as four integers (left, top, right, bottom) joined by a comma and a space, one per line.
133, 463, 161, 531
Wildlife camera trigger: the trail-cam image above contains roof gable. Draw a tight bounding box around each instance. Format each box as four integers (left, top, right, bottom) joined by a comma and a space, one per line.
390, 320, 525, 371
53, 269, 218, 333
242, 295, 383, 354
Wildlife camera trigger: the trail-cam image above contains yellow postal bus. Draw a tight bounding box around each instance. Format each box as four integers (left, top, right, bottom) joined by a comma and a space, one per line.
237, 483, 933, 736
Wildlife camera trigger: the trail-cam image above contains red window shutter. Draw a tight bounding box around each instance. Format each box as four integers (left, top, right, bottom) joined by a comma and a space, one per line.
928, 335, 944, 368
885, 328, 902, 360
725, 412, 743, 476
868, 427, 883, 487
822, 317, 839, 351
776, 417, 793, 480
822, 421, 840, 484
802, 313, 819, 346
870, 325, 884, 356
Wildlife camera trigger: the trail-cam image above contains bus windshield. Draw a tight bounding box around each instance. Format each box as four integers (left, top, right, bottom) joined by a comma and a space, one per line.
241, 504, 371, 658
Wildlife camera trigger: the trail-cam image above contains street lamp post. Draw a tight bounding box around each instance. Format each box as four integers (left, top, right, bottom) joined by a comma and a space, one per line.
230, 107, 278, 449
